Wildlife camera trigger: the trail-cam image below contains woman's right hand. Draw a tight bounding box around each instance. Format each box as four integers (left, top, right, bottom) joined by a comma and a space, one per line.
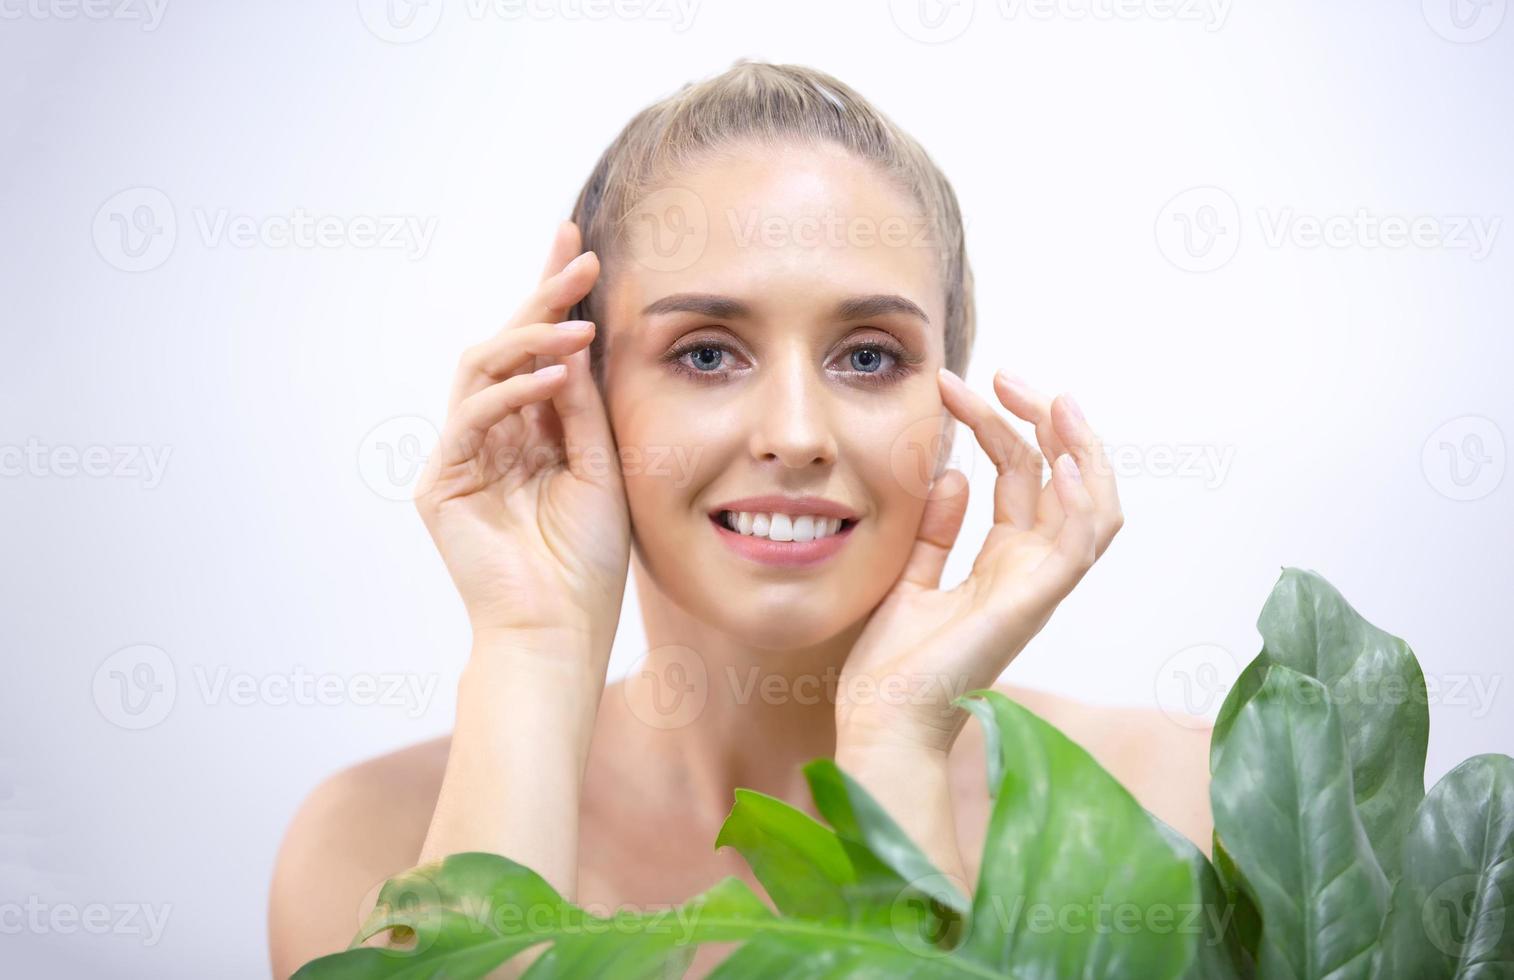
414, 220, 630, 664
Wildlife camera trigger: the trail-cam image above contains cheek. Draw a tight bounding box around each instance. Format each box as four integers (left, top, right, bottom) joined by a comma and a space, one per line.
843, 394, 947, 504
612, 393, 718, 515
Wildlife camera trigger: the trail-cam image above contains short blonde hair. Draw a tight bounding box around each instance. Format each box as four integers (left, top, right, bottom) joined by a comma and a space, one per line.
568, 60, 975, 382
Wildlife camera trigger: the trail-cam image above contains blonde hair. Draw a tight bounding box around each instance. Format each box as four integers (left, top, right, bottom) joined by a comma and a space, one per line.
568, 60, 975, 382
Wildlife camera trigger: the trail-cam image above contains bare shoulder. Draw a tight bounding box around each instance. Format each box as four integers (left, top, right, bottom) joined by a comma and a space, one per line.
949, 683, 1213, 859
268, 737, 449, 979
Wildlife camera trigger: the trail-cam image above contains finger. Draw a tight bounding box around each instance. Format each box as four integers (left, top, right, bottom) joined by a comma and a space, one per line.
1032, 453, 1099, 600
508, 249, 599, 331
434, 364, 568, 469
936, 368, 1041, 529
550, 345, 620, 485
541, 220, 583, 284
1049, 394, 1124, 557
450, 320, 596, 410
898, 468, 969, 590
992, 371, 1070, 468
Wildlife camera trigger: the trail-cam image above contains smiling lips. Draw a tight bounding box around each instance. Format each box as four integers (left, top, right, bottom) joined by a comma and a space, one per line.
707, 495, 860, 567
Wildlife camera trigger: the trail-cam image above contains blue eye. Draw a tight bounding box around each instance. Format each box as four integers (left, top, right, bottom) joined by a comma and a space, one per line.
663, 337, 912, 386
685, 346, 724, 372
849, 347, 887, 373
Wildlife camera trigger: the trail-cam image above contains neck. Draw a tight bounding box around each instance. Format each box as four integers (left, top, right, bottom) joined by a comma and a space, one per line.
612, 554, 866, 827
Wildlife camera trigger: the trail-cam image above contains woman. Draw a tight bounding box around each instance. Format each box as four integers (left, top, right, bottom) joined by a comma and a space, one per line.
268, 61, 1212, 978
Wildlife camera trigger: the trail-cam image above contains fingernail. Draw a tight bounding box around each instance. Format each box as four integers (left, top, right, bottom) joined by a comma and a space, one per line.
554, 319, 593, 331
1057, 453, 1082, 482
1063, 394, 1086, 422
564, 250, 594, 274
938, 367, 966, 387
534, 363, 567, 379
996, 369, 1027, 388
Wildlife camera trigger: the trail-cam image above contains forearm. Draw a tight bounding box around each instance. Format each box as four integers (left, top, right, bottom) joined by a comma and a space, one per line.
833, 731, 970, 892
418, 633, 605, 902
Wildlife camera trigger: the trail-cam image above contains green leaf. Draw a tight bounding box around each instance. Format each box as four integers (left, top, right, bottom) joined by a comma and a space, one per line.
1212, 567, 1428, 883
803, 758, 971, 917
1150, 820, 1253, 980
714, 787, 852, 918
955, 690, 1234, 980
1376, 753, 1514, 979
714, 787, 887, 923
1210, 831, 1262, 967
1210, 664, 1389, 980
291, 853, 774, 980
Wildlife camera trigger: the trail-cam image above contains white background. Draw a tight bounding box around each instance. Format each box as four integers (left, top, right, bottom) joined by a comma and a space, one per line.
2, 1, 1510, 976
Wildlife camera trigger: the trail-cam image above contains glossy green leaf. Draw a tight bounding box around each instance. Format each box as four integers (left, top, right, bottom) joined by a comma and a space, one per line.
714, 788, 855, 920
291, 853, 774, 979
1212, 567, 1427, 883
954, 690, 1236, 980
803, 758, 971, 917
1376, 753, 1514, 979
1211, 665, 1388, 980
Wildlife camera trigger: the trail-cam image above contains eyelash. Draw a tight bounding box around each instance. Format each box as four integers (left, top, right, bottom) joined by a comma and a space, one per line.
662, 335, 919, 387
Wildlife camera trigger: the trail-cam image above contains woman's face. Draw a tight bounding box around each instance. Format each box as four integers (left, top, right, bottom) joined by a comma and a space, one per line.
598, 140, 953, 650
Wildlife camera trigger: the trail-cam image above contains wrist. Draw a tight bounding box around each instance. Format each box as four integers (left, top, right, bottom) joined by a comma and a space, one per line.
835, 702, 966, 759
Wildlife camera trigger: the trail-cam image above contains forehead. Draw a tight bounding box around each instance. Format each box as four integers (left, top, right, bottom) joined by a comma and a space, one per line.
606, 141, 945, 330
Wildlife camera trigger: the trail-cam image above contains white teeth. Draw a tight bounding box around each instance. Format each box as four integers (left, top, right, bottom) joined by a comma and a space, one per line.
720, 511, 851, 541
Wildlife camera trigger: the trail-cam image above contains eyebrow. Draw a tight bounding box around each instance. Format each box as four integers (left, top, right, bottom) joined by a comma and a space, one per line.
640, 292, 930, 325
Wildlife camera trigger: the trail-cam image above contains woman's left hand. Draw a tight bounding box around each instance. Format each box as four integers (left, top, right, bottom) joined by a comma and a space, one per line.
834, 368, 1124, 756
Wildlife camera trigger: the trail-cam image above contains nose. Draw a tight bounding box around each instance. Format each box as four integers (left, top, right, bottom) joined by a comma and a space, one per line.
746, 350, 838, 469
